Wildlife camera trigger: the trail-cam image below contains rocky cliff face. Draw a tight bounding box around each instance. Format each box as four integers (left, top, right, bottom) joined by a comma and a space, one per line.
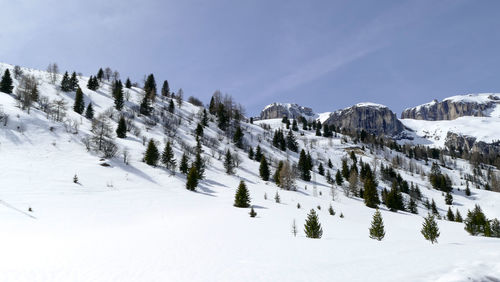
260, 103, 315, 120
401, 93, 500, 120
323, 103, 405, 136
445, 132, 500, 157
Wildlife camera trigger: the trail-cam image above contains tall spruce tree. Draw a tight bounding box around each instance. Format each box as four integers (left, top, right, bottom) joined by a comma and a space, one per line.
259, 155, 270, 181
113, 80, 124, 111
234, 180, 251, 208
194, 150, 205, 180
125, 78, 132, 88
144, 74, 157, 102
335, 170, 344, 186
97, 68, 104, 81
286, 130, 298, 152
298, 149, 311, 181
369, 209, 385, 241
73, 87, 85, 114
304, 209, 323, 239
116, 116, 127, 138
421, 213, 440, 244
144, 139, 160, 166
0, 69, 14, 93
254, 145, 263, 162
446, 207, 455, 221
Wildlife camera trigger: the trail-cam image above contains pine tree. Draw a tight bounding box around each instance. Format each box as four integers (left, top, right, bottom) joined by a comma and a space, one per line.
328, 159, 333, 169
195, 123, 204, 138
335, 170, 344, 186
0, 69, 14, 94
69, 72, 78, 91
248, 147, 254, 160
97, 68, 104, 81
341, 159, 350, 180
318, 163, 325, 176
234, 180, 251, 208
144, 74, 157, 102
431, 199, 439, 215
304, 209, 323, 239
328, 204, 335, 216
249, 207, 257, 218
445, 192, 453, 205
273, 160, 284, 186
464, 204, 489, 236
259, 156, 270, 181
144, 139, 160, 166
254, 145, 263, 162
60, 71, 71, 92
224, 150, 235, 175
73, 87, 85, 114
201, 109, 208, 127
73, 174, 79, 184
369, 209, 385, 241
186, 165, 198, 191
116, 116, 127, 138
286, 130, 298, 152
386, 181, 404, 212
491, 219, 500, 238
139, 96, 151, 116
455, 209, 463, 222
298, 149, 311, 181
161, 141, 176, 170
233, 126, 244, 149
421, 213, 440, 244
446, 207, 455, 221
168, 99, 175, 113
161, 80, 170, 96
465, 181, 471, 196
179, 153, 189, 174
292, 119, 298, 131
315, 125, 322, 136
113, 80, 124, 111
408, 198, 418, 214
85, 103, 94, 120
125, 78, 132, 89
363, 177, 380, 208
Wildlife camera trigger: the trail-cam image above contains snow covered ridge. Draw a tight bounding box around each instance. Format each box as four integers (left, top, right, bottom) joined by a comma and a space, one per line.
2, 61, 500, 281
401, 93, 500, 120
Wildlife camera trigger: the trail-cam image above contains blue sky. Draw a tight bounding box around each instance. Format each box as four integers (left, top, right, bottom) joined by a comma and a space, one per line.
2, 0, 500, 116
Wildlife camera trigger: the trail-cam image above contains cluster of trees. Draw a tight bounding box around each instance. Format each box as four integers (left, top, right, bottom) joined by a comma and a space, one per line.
464, 205, 500, 237
208, 90, 244, 131
60, 71, 79, 92
429, 162, 452, 192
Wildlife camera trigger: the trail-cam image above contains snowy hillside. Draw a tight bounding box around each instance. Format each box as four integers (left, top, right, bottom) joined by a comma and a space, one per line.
1, 62, 500, 281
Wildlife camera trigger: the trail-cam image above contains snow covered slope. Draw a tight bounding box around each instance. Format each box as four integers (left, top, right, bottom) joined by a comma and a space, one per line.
1, 63, 500, 281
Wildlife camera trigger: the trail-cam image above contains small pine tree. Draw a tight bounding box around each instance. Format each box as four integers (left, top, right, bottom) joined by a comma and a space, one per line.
73, 87, 85, 114
304, 209, 323, 239
234, 180, 251, 208
328, 204, 335, 216
431, 199, 439, 215
340, 213, 344, 218
328, 159, 333, 169
291, 219, 298, 237
318, 163, 325, 176
179, 153, 189, 174
125, 78, 132, 89
248, 147, 254, 160
254, 145, 262, 162
85, 103, 94, 119
335, 170, 344, 186
113, 81, 124, 111
369, 209, 385, 241
445, 192, 453, 205
195, 123, 204, 138
186, 165, 198, 191
69, 72, 79, 91
168, 99, 175, 113
0, 69, 14, 93
161, 141, 176, 170
259, 156, 270, 181
233, 126, 244, 149
73, 174, 79, 184
455, 209, 463, 222
274, 191, 281, 203
116, 116, 127, 138
224, 150, 235, 175
60, 71, 71, 92
144, 139, 160, 166
297, 203, 301, 209
491, 219, 500, 238
421, 213, 440, 244
446, 207, 455, 221
408, 198, 418, 214
465, 181, 471, 196
249, 207, 257, 218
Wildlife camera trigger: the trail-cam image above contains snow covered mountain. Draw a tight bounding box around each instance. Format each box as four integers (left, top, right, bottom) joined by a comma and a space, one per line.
260, 102, 316, 120
1, 62, 500, 281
